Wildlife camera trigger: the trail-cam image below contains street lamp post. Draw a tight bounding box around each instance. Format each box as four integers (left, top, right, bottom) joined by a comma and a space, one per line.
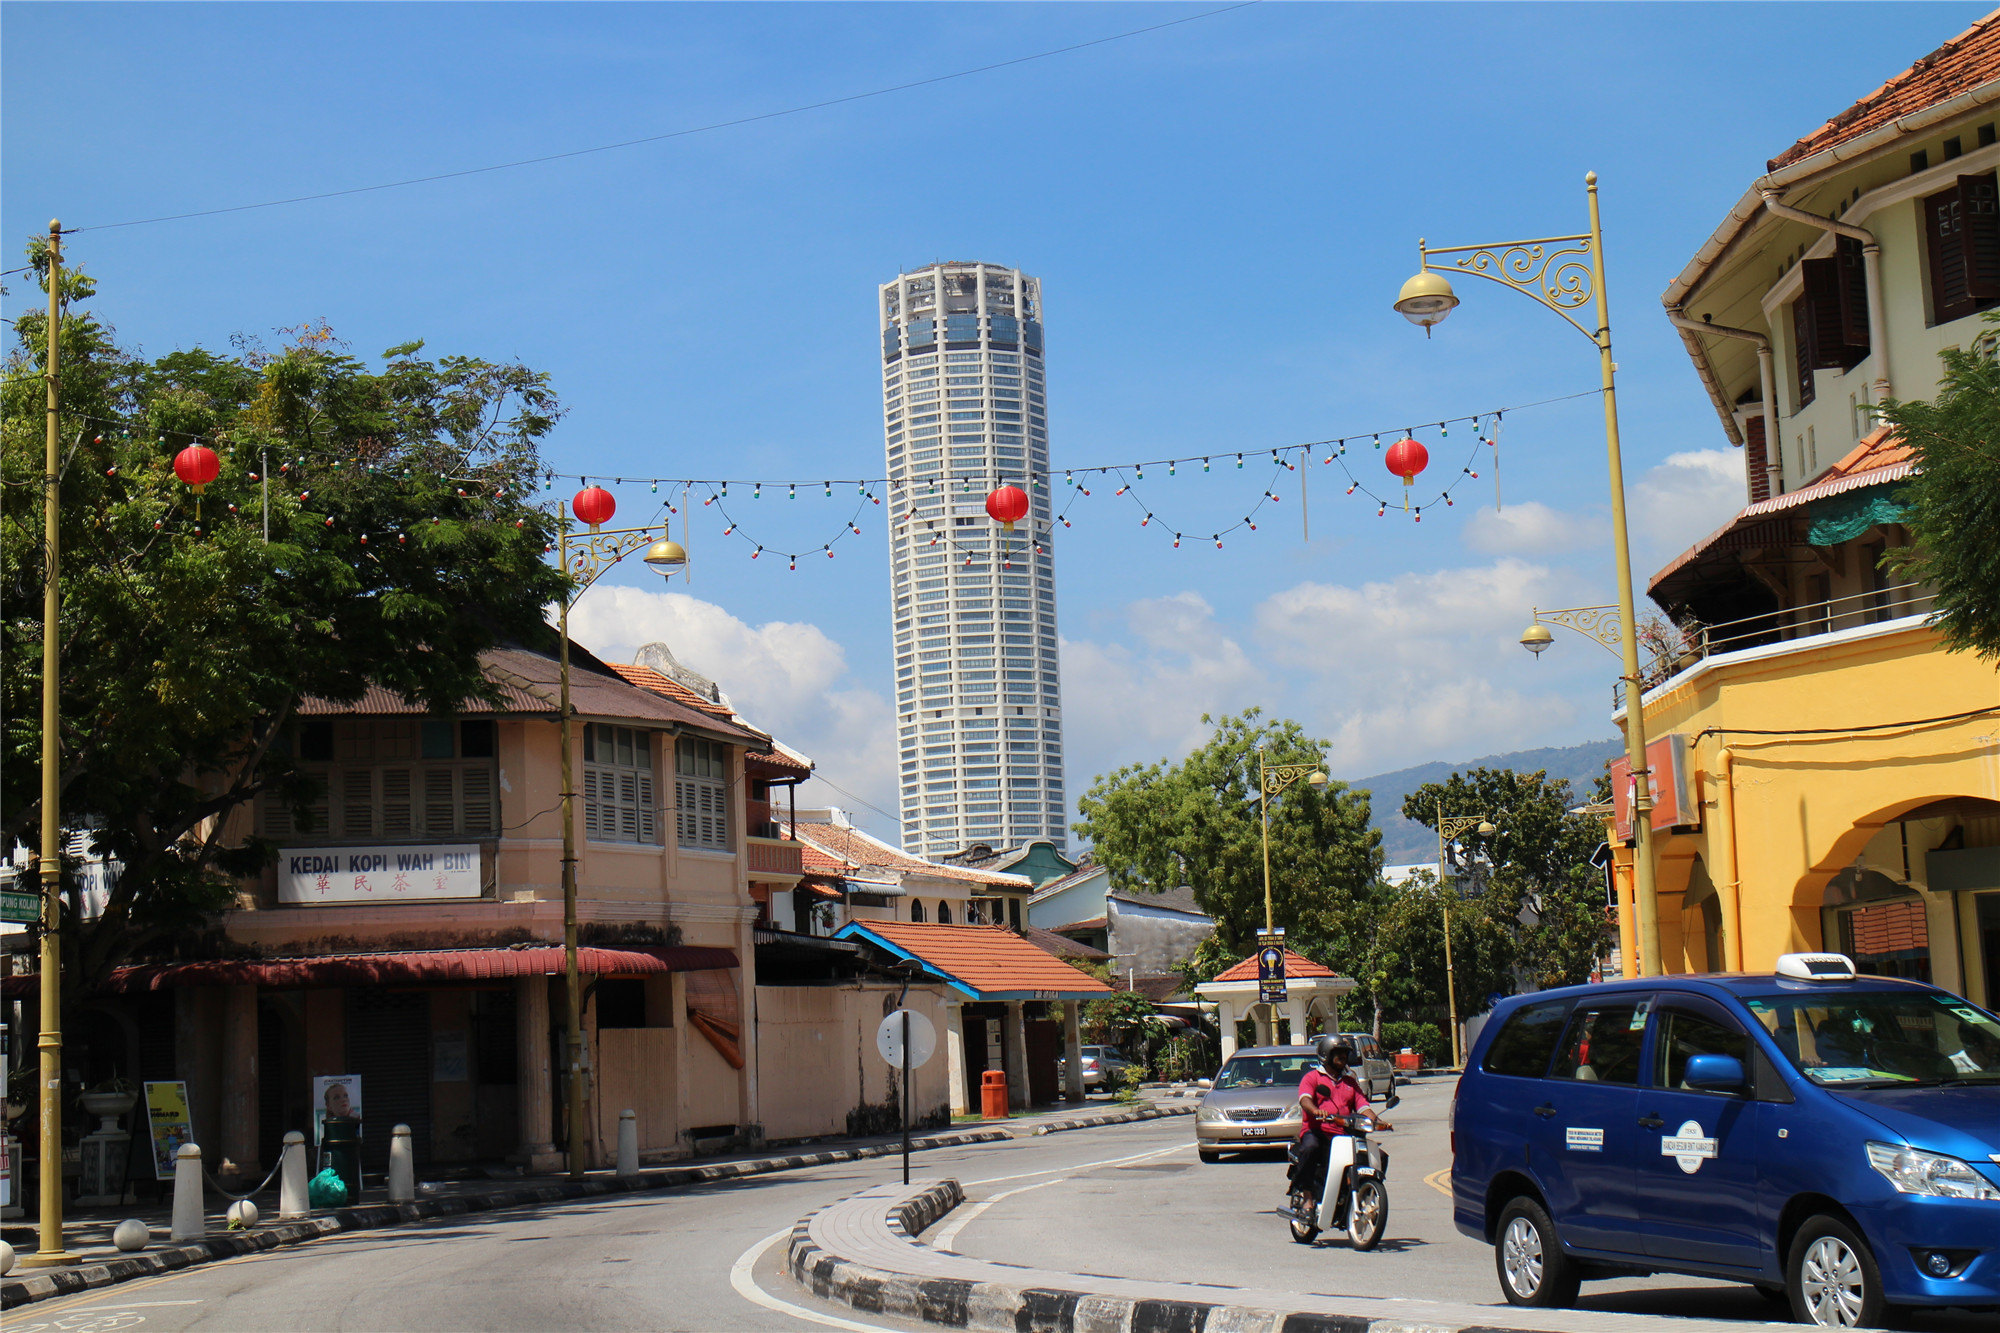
1434, 808, 1497, 1070
555, 515, 685, 1178
1396, 172, 1663, 978
1255, 748, 1328, 935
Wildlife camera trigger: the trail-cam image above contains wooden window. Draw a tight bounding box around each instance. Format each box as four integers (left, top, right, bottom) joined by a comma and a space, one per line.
675, 737, 730, 851
1923, 171, 2000, 324
1791, 243, 1870, 409
259, 717, 497, 841
585, 723, 659, 846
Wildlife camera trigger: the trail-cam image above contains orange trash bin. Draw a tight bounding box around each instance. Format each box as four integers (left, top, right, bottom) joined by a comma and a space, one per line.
980, 1068, 1010, 1120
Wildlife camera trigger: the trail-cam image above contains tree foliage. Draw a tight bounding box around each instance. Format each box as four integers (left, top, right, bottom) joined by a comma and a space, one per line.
1075, 710, 1383, 969
1879, 311, 2000, 660
2, 252, 569, 993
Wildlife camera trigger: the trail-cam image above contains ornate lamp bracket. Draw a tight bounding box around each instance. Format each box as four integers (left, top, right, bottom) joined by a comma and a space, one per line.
1422, 234, 1599, 344
1260, 761, 1321, 799
562, 523, 671, 593
1531, 603, 1624, 656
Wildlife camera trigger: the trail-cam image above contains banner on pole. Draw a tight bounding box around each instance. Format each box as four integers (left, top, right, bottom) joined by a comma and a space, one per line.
143, 1081, 195, 1181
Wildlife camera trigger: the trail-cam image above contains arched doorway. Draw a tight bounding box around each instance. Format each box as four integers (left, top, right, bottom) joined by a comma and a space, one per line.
1822, 865, 1932, 983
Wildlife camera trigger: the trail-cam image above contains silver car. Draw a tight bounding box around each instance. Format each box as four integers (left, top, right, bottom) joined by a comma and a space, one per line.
1193, 1045, 1318, 1163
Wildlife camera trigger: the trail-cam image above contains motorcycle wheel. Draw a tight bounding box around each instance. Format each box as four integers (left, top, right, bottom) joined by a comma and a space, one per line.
1347, 1178, 1387, 1251
1288, 1190, 1319, 1244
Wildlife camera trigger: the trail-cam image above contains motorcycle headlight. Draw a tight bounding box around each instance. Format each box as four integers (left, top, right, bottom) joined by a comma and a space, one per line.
1865, 1141, 2000, 1200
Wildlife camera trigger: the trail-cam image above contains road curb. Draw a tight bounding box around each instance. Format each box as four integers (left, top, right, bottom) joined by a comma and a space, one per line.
787, 1180, 1622, 1333
1028, 1102, 1195, 1135
0, 1128, 1009, 1309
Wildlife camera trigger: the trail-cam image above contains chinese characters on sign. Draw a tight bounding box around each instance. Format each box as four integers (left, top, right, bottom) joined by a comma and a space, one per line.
278, 844, 482, 904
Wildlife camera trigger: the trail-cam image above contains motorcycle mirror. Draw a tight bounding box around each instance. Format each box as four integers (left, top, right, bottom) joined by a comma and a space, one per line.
1384, 1093, 1401, 1109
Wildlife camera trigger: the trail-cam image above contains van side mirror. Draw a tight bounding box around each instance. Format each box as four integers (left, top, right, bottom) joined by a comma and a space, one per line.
1683, 1053, 1749, 1093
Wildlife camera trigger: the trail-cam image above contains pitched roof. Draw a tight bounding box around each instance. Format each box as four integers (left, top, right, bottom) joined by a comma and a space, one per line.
605, 661, 736, 719
1117, 973, 1188, 1004
1770, 14, 2000, 170
1022, 924, 1111, 962
790, 820, 1032, 889
299, 644, 762, 744
836, 920, 1113, 999
1108, 885, 1209, 918
1050, 916, 1108, 934
1213, 947, 1341, 983
1649, 426, 1913, 592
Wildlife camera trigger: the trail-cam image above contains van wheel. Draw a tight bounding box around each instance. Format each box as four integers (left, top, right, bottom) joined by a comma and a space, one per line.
1495, 1197, 1580, 1308
1788, 1215, 1883, 1328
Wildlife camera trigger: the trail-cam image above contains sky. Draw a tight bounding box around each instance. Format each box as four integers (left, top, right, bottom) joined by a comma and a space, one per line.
5, 1, 1985, 845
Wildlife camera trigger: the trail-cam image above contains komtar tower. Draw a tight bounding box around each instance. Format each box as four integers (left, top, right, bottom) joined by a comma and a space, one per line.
879, 262, 1065, 860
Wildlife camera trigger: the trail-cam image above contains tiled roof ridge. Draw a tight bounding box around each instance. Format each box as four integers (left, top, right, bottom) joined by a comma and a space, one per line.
1212, 946, 1341, 982
1769, 13, 2000, 170
789, 820, 1031, 887
605, 661, 737, 718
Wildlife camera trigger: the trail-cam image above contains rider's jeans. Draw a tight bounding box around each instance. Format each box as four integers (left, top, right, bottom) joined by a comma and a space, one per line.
1290, 1128, 1336, 1191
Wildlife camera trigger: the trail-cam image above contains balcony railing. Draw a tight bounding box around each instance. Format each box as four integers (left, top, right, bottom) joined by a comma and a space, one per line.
746, 836, 804, 877
1616, 580, 1935, 708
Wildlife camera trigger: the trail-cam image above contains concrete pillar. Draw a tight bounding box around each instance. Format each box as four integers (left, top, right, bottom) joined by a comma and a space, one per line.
170, 1144, 204, 1241
1217, 1001, 1239, 1062
278, 1131, 308, 1219
1252, 1005, 1272, 1048
1062, 1001, 1085, 1103
514, 976, 558, 1170
1286, 996, 1308, 1045
736, 916, 759, 1137
387, 1124, 414, 1203
220, 984, 260, 1179
945, 1003, 969, 1116
1003, 1000, 1031, 1111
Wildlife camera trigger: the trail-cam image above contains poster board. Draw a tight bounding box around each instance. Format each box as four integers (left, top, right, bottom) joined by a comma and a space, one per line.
313, 1074, 363, 1146
143, 1080, 195, 1181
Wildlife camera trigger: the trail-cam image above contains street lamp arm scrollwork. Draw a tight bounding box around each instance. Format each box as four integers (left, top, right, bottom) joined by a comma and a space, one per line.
1418, 235, 1599, 344
1521, 603, 1624, 658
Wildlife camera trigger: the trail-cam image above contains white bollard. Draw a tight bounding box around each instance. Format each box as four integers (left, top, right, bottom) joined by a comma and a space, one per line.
226, 1199, 259, 1230
0, 1238, 15, 1275
279, 1130, 309, 1219
616, 1109, 638, 1177
113, 1219, 150, 1252
387, 1124, 415, 1203
171, 1143, 205, 1241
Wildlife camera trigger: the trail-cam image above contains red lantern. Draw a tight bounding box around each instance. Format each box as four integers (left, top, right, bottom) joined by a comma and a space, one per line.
572, 486, 616, 528
1384, 438, 1429, 485
174, 445, 221, 493
984, 484, 1029, 532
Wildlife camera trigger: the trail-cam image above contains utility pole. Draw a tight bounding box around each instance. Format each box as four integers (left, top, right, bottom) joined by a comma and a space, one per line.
30, 219, 76, 1267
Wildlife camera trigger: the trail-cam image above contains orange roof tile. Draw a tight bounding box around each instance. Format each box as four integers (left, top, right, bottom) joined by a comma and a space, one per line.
800, 844, 848, 876
840, 920, 1113, 998
791, 821, 1031, 888
1770, 14, 2000, 170
1213, 947, 1340, 983
606, 662, 737, 718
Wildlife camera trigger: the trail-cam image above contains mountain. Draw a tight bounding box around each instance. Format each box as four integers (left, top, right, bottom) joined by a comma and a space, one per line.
1347, 738, 1624, 865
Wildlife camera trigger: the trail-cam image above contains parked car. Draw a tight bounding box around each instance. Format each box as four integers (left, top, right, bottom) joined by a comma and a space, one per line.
1452, 953, 2000, 1327
1194, 1044, 1317, 1162
1058, 1044, 1137, 1091
1339, 1031, 1398, 1100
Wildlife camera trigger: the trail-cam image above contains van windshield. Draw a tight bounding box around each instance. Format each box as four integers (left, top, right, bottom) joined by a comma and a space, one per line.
1214, 1054, 1315, 1089
1742, 990, 2000, 1088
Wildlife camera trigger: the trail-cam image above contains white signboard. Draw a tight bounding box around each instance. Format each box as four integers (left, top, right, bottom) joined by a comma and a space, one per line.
279, 844, 481, 904
876, 1009, 937, 1069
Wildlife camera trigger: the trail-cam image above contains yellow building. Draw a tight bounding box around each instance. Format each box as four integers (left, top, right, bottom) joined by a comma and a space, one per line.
1625, 16, 2000, 998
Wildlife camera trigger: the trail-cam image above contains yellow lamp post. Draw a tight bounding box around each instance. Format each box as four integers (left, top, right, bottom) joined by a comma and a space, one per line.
1434, 809, 1497, 1069
1255, 748, 1328, 936
554, 516, 686, 1178
1395, 172, 1663, 978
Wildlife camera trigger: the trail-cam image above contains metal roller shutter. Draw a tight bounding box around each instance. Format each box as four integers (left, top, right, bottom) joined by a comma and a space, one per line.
346, 987, 433, 1172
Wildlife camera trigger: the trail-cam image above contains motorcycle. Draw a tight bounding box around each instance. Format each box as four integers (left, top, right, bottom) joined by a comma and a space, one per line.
1281, 1094, 1396, 1250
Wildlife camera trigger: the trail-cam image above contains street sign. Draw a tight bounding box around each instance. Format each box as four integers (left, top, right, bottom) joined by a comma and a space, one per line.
876, 1009, 937, 1069
0, 889, 38, 924
1257, 944, 1287, 1005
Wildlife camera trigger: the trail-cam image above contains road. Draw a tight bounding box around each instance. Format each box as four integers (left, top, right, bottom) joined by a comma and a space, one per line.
9, 1084, 1988, 1330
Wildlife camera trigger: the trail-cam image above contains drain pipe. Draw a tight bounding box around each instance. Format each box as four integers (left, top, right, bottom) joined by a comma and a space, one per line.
1760, 189, 1890, 403
1668, 308, 1781, 497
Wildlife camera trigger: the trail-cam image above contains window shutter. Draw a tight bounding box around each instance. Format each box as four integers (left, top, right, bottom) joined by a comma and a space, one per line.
381, 769, 412, 836
1833, 236, 1870, 354
618, 771, 639, 841
1800, 259, 1850, 370
342, 769, 375, 836
636, 771, 657, 842
584, 768, 602, 840
261, 794, 292, 838
423, 769, 456, 834
1958, 172, 2000, 299
1926, 182, 1976, 322
461, 765, 494, 834
1791, 295, 1817, 408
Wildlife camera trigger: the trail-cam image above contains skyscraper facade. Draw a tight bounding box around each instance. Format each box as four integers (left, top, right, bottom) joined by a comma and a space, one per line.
879, 262, 1064, 859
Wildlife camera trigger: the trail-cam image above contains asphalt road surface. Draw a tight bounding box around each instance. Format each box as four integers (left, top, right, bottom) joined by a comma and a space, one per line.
10, 1084, 1990, 1331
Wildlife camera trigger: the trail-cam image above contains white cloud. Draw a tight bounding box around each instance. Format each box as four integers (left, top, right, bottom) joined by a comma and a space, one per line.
565, 586, 899, 825
1462, 500, 1606, 555
1629, 448, 1745, 571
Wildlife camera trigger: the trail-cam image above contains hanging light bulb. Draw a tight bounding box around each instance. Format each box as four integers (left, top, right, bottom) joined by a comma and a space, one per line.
1202, 457, 1210, 472
1213, 534, 1223, 549
752, 545, 762, 559
1135, 465, 1143, 480
723, 524, 736, 536
1172, 533, 1181, 548
1247, 518, 1256, 531
1140, 513, 1151, 527
754, 482, 762, 499
1235, 454, 1243, 468
823, 481, 832, 497
1168, 461, 1176, 476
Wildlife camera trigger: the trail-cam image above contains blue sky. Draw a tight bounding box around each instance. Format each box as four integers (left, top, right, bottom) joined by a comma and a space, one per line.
5, 2, 1984, 840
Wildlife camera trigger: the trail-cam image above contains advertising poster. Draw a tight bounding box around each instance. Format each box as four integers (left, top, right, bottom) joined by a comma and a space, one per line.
313, 1074, 363, 1146
143, 1080, 195, 1180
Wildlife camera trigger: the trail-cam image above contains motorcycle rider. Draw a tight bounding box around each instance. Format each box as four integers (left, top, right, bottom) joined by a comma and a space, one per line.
1289, 1035, 1392, 1207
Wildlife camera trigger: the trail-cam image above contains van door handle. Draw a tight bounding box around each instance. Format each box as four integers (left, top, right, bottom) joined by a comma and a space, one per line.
1638, 1113, 1664, 1129
1533, 1102, 1557, 1119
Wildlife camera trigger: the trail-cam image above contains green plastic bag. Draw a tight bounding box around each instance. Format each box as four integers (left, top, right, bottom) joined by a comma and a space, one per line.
308, 1166, 349, 1208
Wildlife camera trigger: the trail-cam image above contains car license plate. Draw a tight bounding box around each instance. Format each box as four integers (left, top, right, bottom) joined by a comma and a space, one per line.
1243, 1126, 1267, 1137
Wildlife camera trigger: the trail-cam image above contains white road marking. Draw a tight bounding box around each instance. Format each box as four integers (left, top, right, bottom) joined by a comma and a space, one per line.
937, 1143, 1190, 1252
730, 1226, 900, 1332
42, 1305, 205, 1311
960, 1142, 1190, 1187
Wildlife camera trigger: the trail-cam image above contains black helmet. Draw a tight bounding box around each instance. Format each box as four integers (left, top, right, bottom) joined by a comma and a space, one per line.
1313, 1034, 1353, 1065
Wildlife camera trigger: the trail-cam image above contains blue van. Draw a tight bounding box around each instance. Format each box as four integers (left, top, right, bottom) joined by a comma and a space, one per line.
1452, 954, 2000, 1327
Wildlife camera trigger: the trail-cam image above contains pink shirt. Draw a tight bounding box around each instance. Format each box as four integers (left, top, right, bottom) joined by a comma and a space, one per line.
1299, 1068, 1370, 1136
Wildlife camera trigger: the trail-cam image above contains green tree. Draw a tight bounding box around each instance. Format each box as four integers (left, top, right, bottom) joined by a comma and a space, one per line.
1879, 311, 2000, 660
1400, 766, 1611, 1000
3, 252, 569, 994
1075, 710, 1383, 968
